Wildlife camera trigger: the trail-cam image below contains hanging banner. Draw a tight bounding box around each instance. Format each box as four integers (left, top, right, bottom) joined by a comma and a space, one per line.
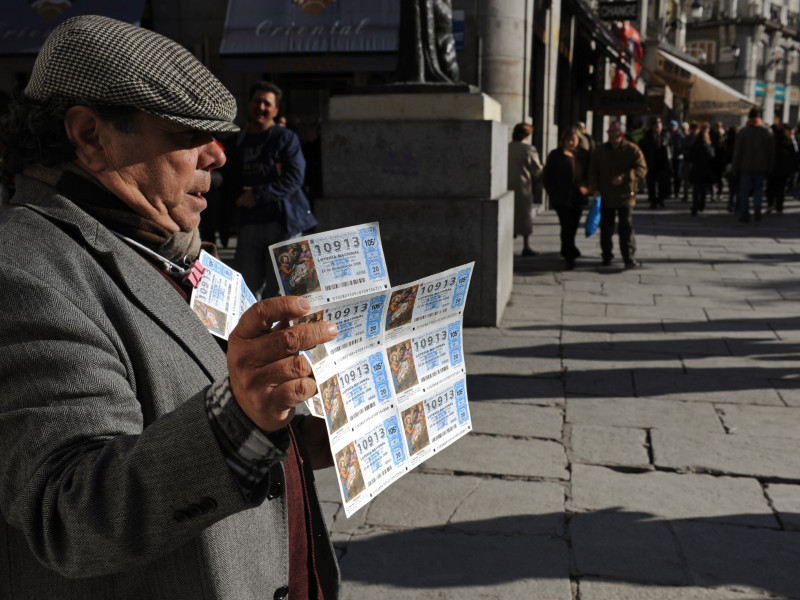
0, 1, 147, 54
220, 0, 400, 54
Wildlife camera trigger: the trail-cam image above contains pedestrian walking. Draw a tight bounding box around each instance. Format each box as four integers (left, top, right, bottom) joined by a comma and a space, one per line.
588, 120, 648, 269
680, 122, 698, 202
723, 125, 740, 212
686, 123, 715, 216
766, 123, 799, 214
508, 122, 543, 256
732, 108, 775, 223
668, 120, 685, 201
640, 117, 672, 209
543, 127, 590, 270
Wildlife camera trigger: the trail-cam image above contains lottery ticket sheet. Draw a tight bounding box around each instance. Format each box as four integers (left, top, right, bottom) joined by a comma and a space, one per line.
281, 246, 475, 517
189, 250, 256, 340
269, 223, 391, 308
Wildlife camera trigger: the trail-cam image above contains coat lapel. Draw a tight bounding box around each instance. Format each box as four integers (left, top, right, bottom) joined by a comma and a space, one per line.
14, 176, 226, 381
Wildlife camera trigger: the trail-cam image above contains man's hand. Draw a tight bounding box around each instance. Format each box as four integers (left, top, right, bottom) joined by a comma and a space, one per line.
227, 297, 338, 433
235, 187, 256, 208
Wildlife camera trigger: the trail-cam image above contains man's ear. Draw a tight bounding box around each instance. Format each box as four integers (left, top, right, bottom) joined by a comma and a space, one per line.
63, 106, 109, 173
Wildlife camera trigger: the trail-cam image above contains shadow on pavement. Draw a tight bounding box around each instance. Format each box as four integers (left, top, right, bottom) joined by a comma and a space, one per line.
339, 509, 800, 597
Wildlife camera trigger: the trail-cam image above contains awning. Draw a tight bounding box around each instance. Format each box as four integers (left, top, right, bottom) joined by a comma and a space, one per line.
220, 0, 399, 55
653, 50, 756, 117
567, 0, 633, 79
0, 1, 147, 54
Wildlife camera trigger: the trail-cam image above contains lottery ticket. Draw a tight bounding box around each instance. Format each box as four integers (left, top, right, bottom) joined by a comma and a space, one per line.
295, 293, 388, 374
269, 223, 390, 307
330, 376, 471, 516
269, 224, 474, 517
190, 250, 256, 339
384, 264, 473, 342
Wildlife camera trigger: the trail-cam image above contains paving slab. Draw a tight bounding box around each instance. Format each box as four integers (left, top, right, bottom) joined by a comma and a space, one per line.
361, 472, 480, 528
764, 483, 800, 530
716, 404, 800, 439
420, 433, 569, 479
448, 479, 566, 536
465, 374, 564, 404
568, 423, 649, 468
339, 528, 572, 600
673, 521, 800, 598
570, 510, 690, 585
562, 301, 607, 317
772, 379, 800, 407
578, 579, 776, 600
651, 429, 800, 481
566, 396, 725, 432
564, 367, 636, 397
633, 369, 785, 405
569, 464, 776, 527
469, 401, 563, 439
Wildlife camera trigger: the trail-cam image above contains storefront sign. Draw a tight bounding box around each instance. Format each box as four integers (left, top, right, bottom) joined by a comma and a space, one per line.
221, 0, 400, 54
598, 1, 639, 21
0, 0, 147, 54
594, 88, 649, 115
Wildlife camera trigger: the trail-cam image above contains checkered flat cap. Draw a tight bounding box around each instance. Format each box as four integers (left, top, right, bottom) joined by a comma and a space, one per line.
25, 15, 238, 133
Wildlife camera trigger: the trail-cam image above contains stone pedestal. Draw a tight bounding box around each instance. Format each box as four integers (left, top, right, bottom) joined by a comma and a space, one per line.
316, 92, 512, 327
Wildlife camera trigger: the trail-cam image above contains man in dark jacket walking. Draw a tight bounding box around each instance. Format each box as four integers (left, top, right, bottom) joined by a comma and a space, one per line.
732, 108, 775, 223
589, 120, 648, 269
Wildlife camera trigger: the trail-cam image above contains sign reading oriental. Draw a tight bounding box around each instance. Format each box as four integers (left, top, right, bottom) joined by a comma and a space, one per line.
220, 0, 400, 54
598, 1, 639, 21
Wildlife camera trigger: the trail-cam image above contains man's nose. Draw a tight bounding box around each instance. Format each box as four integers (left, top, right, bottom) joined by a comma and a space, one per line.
201, 138, 226, 171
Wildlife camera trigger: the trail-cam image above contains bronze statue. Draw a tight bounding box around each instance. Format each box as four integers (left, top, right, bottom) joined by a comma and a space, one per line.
395, 0, 461, 84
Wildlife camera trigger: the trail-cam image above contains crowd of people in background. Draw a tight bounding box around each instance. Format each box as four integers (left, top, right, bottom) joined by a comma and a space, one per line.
512, 107, 800, 269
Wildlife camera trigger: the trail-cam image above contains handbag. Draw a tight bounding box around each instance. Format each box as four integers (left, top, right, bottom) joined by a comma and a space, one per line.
584, 195, 601, 237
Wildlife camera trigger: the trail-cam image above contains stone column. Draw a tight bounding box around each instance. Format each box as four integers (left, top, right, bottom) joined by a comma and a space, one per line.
315, 92, 513, 327
477, 0, 534, 128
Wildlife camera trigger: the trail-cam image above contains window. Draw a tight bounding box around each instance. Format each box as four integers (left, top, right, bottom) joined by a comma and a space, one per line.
686, 41, 716, 65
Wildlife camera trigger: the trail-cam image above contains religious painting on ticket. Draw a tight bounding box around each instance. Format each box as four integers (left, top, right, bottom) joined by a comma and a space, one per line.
273, 240, 321, 296
387, 339, 418, 393
385, 284, 418, 330
401, 401, 430, 455
191, 299, 227, 338
336, 442, 366, 502
320, 374, 348, 434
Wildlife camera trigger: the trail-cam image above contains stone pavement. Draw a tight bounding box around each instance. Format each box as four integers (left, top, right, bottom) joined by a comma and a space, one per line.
309, 196, 800, 600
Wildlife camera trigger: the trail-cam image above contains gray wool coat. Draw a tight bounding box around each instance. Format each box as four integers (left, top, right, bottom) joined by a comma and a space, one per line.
0, 175, 339, 600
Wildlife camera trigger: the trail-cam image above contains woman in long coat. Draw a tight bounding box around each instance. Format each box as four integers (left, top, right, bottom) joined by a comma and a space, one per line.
508, 122, 543, 256
543, 127, 591, 269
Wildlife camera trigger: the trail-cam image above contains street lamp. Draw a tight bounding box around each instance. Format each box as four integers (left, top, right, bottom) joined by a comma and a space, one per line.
689, 1, 703, 20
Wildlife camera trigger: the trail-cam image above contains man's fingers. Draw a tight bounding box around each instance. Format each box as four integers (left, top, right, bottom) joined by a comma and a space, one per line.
234, 296, 311, 339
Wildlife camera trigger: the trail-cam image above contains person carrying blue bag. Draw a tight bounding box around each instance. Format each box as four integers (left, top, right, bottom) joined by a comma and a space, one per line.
543, 127, 591, 270
588, 120, 648, 269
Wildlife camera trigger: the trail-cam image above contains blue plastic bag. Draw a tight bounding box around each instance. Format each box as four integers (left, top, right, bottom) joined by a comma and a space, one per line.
585, 195, 601, 237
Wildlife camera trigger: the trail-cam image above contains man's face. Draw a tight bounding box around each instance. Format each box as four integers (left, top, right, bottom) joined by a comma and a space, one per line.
652, 120, 662, 133
248, 90, 279, 129
607, 123, 624, 143
99, 112, 225, 232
